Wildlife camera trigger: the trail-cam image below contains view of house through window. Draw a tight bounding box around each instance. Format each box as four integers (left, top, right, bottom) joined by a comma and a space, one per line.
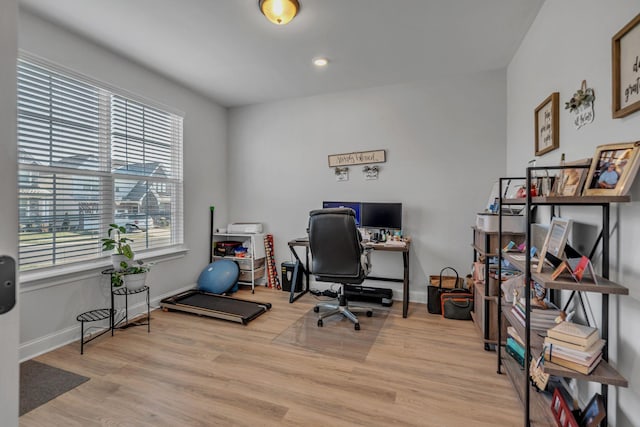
17, 57, 184, 271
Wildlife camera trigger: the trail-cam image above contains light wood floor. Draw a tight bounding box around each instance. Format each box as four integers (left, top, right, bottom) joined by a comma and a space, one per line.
21, 288, 523, 426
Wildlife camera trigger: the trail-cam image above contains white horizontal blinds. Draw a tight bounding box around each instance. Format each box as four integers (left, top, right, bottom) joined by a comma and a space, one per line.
111, 96, 184, 251
18, 173, 111, 270
18, 60, 110, 270
17, 61, 105, 170
17, 56, 184, 271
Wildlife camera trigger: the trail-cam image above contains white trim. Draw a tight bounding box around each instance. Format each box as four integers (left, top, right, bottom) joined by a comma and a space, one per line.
19, 283, 195, 361
20, 246, 189, 290
20, 323, 80, 362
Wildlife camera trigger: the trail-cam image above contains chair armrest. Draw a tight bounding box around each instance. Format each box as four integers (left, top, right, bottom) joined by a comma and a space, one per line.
361, 247, 372, 276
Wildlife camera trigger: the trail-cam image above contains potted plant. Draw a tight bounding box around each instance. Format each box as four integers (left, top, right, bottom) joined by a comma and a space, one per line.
112, 260, 151, 290
101, 223, 134, 270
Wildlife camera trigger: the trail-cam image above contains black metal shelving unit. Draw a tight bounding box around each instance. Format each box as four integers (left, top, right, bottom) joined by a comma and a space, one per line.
472, 226, 524, 350
496, 167, 630, 427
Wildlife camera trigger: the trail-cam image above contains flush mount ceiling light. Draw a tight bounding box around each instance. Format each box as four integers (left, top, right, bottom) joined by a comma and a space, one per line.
259, 0, 300, 25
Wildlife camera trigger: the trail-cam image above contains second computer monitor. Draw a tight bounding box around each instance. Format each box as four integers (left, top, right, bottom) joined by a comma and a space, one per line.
360, 202, 402, 230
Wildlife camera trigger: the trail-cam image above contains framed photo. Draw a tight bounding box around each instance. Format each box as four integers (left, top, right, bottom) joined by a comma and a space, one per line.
550, 388, 579, 427
551, 158, 592, 197
612, 13, 640, 118
537, 217, 572, 273
577, 394, 605, 427
583, 141, 640, 196
535, 92, 560, 156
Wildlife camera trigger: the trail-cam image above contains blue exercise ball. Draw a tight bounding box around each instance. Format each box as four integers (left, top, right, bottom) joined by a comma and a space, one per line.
197, 259, 239, 294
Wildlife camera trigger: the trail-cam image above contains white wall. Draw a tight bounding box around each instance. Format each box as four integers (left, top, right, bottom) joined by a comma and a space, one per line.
0, 1, 20, 424
228, 71, 507, 302
17, 10, 229, 359
507, 1, 640, 425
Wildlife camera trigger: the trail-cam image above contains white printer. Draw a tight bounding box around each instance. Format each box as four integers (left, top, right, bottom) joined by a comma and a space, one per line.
227, 222, 264, 233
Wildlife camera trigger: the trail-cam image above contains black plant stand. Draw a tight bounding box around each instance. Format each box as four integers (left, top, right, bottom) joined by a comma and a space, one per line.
76, 309, 111, 355
102, 268, 151, 334
111, 284, 151, 333
76, 269, 151, 354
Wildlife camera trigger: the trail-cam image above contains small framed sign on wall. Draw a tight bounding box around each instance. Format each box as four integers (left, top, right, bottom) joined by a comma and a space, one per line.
534, 92, 559, 156
612, 13, 640, 118
328, 150, 386, 167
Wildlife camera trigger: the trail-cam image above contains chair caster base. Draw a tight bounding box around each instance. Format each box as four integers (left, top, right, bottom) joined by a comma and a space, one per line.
313, 306, 320, 313
366, 311, 373, 317
355, 323, 360, 331
317, 319, 323, 327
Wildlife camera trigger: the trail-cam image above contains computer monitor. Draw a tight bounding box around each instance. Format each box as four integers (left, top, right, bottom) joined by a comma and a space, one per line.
322, 201, 361, 226
361, 202, 402, 230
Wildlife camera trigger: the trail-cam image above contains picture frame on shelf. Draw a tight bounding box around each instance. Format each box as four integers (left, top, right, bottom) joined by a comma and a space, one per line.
536, 217, 572, 273
577, 393, 605, 427
612, 13, 640, 119
550, 388, 579, 427
551, 158, 592, 197
535, 92, 560, 156
583, 141, 640, 196
534, 173, 555, 197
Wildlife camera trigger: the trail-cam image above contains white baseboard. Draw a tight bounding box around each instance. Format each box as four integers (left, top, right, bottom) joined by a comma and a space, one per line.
19, 284, 196, 361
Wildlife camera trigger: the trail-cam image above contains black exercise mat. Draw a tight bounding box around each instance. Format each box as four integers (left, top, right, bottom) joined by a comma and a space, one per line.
20, 360, 89, 416
180, 292, 265, 315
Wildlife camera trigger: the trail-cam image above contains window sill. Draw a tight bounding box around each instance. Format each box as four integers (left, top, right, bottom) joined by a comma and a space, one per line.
19, 245, 190, 291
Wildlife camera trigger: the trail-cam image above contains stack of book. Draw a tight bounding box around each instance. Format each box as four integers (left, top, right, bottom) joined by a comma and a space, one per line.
506, 326, 525, 367
510, 299, 562, 330
544, 322, 605, 375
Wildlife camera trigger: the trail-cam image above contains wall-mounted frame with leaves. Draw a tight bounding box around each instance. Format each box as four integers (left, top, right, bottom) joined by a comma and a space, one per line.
566, 80, 595, 129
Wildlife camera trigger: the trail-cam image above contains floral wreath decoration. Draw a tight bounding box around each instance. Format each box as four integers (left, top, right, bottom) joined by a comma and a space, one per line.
565, 80, 595, 113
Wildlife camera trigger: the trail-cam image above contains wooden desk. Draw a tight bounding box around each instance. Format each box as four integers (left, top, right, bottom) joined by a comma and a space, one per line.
287, 239, 411, 318
287, 239, 311, 303
364, 241, 411, 318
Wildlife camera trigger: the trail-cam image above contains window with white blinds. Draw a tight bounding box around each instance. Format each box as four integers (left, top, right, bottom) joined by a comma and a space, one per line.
17, 57, 184, 271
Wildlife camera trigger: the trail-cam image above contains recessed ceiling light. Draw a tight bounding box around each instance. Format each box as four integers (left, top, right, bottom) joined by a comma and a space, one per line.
313, 58, 329, 67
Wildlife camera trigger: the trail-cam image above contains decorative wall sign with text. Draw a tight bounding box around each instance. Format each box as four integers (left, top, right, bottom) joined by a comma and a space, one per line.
534, 92, 559, 156
328, 149, 386, 167
612, 13, 640, 118
565, 80, 595, 129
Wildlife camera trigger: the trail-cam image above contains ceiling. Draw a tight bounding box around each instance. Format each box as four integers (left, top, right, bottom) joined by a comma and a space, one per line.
20, 0, 545, 108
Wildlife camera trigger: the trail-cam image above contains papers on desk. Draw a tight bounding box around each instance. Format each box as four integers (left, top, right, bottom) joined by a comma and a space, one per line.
383, 240, 407, 247
363, 240, 407, 249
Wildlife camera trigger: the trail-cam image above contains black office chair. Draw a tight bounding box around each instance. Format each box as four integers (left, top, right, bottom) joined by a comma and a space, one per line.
308, 208, 372, 330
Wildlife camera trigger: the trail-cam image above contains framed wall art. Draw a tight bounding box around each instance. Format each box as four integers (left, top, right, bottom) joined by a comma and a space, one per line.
612, 13, 640, 118
328, 149, 386, 167
535, 92, 559, 156
583, 141, 640, 196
